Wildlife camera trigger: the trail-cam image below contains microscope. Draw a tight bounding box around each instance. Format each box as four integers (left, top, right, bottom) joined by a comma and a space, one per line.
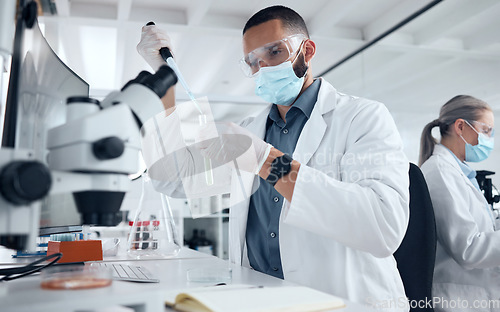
0, 67, 177, 251
476, 170, 500, 219
47, 66, 177, 226
0, 1, 178, 251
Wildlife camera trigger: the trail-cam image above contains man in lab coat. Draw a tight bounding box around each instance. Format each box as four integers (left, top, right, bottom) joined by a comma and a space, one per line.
138, 5, 410, 311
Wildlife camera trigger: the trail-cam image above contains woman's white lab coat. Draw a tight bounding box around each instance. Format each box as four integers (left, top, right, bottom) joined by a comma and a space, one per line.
421, 144, 500, 312
145, 79, 410, 311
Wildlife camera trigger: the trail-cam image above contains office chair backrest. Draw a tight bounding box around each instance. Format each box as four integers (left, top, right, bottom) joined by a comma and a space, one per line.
394, 163, 437, 312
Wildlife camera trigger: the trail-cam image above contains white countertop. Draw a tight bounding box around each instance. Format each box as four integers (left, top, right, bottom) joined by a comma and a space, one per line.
0, 247, 374, 312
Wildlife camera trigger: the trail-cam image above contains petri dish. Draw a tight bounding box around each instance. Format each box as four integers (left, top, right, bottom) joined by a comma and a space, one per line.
40, 265, 112, 290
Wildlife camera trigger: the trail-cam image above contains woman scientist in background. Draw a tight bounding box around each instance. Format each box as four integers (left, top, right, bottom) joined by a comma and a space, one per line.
419, 95, 499, 312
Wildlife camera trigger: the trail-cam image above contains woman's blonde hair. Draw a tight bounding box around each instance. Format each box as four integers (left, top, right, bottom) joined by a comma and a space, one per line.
418, 95, 491, 166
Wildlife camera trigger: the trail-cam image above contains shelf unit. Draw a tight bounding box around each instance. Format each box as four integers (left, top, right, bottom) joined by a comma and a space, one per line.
170, 195, 230, 259
120, 179, 230, 259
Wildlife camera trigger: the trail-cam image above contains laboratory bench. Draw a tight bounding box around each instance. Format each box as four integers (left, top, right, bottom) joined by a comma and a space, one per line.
0, 247, 374, 312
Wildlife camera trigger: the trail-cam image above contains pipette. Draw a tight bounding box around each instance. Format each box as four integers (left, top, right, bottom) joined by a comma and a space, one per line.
146, 22, 213, 186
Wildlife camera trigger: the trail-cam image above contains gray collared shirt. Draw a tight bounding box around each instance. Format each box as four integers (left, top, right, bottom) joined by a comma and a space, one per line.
246, 79, 321, 279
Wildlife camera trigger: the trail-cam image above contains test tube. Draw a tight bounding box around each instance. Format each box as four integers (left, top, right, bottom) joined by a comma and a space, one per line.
147, 21, 214, 186
199, 114, 214, 186
142, 221, 150, 249
153, 220, 160, 231
168, 61, 214, 186
135, 221, 142, 250
165, 59, 214, 186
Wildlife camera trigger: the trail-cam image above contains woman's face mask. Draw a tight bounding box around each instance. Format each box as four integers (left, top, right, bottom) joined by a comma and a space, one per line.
460, 120, 495, 162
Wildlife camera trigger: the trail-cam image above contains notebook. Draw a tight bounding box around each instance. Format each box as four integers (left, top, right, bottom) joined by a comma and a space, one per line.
164, 284, 345, 312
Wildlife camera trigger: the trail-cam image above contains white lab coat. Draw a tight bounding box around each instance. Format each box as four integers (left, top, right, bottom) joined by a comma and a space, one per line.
421, 144, 500, 312
146, 78, 410, 311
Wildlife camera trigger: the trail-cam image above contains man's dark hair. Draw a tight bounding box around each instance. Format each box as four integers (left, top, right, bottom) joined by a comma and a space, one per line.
243, 5, 309, 37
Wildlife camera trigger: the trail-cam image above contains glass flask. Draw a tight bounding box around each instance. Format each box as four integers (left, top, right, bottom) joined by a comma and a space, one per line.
127, 173, 181, 259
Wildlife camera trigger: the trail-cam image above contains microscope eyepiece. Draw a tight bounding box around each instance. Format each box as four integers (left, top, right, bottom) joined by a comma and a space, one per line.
142, 65, 178, 98
0, 161, 52, 205
121, 71, 152, 91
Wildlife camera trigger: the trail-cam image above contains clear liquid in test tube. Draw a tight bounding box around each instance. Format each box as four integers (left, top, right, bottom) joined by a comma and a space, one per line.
165, 57, 213, 186
198, 114, 214, 186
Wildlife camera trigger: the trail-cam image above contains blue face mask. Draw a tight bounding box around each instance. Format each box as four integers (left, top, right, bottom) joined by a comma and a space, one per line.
461, 122, 495, 162
254, 60, 305, 106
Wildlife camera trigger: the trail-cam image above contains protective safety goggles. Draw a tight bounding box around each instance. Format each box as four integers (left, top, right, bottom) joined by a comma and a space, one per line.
466, 120, 495, 137
239, 34, 307, 77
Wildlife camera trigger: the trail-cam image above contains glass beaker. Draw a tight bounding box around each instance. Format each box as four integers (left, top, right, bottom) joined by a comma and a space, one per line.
127, 173, 181, 259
